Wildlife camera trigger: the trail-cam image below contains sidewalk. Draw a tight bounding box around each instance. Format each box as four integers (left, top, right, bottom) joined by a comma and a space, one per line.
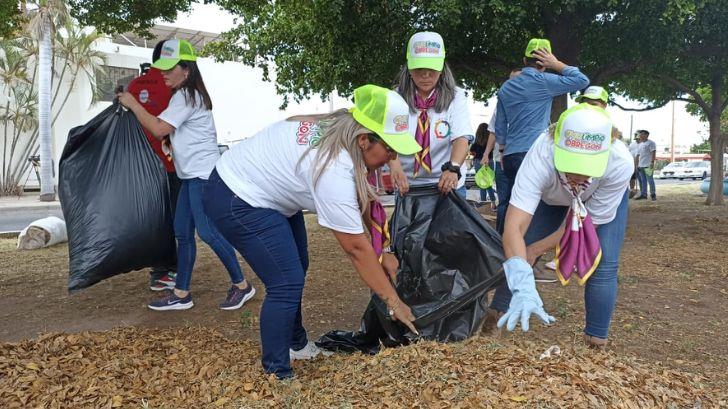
0, 193, 63, 236
0, 192, 62, 214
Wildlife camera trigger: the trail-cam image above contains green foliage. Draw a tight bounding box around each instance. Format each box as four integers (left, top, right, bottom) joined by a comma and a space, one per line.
0, 0, 24, 39
690, 138, 711, 153
68, 0, 194, 36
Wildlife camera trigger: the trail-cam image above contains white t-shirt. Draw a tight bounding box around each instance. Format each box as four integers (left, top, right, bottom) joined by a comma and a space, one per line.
637, 139, 657, 168
510, 132, 633, 225
398, 87, 474, 187
158, 90, 220, 180
488, 112, 500, 163
215, 120, 364, 234
628, 140, 641, 158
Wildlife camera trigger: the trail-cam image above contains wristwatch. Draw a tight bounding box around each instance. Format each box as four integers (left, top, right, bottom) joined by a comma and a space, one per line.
441, 161, 462, 178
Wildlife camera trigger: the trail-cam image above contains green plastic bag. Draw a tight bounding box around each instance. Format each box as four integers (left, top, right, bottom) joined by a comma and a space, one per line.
475, 165, 495, 189
644, 167, 654, 177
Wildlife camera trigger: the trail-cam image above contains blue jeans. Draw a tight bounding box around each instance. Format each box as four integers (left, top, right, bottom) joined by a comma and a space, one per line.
204, 170, 309, 379
494, 161, 508, 233
637, 167, 656, 198
490, 190, 630, 339
498, 152, 528, 234
173, 177, 245, 292
473, 161, 497, 202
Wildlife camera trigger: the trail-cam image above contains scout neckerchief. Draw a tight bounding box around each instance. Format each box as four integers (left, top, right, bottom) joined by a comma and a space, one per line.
555, 173, 602, 285
413, 91, 437, 177
367, 171, 390, 262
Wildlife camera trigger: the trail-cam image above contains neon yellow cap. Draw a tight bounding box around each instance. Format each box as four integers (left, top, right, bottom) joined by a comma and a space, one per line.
349, 85, 421, 155
575, 86, 609, 104
525, 38, 552, 57
152, 39, 197, 71
554, 103, 613, 178
406, 32, 446, 71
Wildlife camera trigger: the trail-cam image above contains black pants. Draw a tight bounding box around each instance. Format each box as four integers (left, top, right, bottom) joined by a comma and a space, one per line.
151, 171, 182, 276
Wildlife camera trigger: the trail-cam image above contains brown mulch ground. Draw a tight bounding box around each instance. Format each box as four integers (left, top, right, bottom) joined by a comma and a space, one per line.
1, 183, 727, 407
0, 327, 719, 408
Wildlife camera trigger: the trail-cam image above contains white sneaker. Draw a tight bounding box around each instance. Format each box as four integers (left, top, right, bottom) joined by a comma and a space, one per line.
545, 260, 557, 270
289, 341, 333, 361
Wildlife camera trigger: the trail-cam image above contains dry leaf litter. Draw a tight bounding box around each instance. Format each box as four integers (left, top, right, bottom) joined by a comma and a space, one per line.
0, 327, 720, 408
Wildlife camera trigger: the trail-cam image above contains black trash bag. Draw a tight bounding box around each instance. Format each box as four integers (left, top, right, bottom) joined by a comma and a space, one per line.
317, 184, 505, 354
59, 103, 175, 292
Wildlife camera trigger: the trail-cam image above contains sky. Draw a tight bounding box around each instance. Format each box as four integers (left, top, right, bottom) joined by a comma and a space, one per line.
168, 4, 710, 151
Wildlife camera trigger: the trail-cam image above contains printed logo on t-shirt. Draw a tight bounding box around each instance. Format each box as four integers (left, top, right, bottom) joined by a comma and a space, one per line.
562, 129, 607, 152
139, 89, 149, 104
434, 120, 451, 139
296, 121, 322, 146
393, 115, 408, 132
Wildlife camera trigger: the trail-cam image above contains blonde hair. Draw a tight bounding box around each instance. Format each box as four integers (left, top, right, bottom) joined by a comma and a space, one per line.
291, 110, 377, 214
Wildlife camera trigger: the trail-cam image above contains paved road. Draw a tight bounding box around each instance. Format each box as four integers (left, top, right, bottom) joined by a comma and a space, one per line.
0, 207, 64, 234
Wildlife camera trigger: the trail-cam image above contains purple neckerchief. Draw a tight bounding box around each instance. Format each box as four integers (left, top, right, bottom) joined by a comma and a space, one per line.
555, 173, 602, 285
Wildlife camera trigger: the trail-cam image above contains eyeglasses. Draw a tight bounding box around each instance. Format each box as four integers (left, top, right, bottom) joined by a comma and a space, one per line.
368, 134, 396, 155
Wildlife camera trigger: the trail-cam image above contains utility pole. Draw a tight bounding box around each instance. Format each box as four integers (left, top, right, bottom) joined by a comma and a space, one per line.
670, 101, 675, 162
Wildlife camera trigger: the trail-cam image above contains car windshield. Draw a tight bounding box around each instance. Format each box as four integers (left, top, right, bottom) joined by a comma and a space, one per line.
687, 162, 707, 168
666, 162, 686, 169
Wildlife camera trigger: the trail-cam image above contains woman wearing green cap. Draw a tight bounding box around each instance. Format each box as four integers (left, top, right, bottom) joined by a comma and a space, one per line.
388, 31, 474, 197
117, 39, 254, 312
203, 84, 421, 379
490, 103, 633, 347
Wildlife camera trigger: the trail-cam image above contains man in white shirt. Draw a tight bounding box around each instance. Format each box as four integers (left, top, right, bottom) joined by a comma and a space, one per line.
634, 129, 657, 200
627, 136, 641, 197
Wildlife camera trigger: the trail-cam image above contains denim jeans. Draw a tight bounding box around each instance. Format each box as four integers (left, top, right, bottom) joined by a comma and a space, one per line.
490, 190, 630, 339
473, 161, 497, 202
173, 177, 245, 291
498, 152, 528, 234
637, 167, 656, 198
494, 161, 509, 234
204, 170, 309, 379
152, 171, 182, 277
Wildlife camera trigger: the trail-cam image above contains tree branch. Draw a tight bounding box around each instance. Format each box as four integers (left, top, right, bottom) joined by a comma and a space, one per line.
657, 74, 710, 112
611, 100, 671, 112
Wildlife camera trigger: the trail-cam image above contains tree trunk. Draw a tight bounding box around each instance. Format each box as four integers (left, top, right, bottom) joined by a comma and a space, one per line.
38, 18, 55, 201
545, 16, 582, 123
706, 113, 725, 205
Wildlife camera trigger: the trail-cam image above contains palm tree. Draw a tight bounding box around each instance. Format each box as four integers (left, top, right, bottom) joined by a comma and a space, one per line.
26, 0, 69, 201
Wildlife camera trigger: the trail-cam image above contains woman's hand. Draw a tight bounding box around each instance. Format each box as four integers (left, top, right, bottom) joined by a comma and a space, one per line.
438, 170, 459, 195
388, 159, 409, 195
381, 252, 398, 283
389, 298, 418, 335
480, 156, 489, 166
116, 92, 139, 111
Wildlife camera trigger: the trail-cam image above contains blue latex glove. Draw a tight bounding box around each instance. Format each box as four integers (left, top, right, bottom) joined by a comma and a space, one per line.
497, 257, 556, 332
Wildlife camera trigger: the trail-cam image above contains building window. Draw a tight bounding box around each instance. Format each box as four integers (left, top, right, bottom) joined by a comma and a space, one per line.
99, 65, 139, 102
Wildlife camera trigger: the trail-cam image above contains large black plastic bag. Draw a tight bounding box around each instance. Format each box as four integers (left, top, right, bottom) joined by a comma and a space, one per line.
59, 103, 175, 292
317, 185, 505, 353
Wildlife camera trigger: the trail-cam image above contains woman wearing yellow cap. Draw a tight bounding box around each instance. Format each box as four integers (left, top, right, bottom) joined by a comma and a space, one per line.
203, 85, 421, 379
492, 103, 633, 348
117, 39, 253, 312
388, 31, 473, 197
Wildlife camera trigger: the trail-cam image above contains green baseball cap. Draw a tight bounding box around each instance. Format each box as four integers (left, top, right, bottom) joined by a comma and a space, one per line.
553, 103, 613, 178
406, 32, 446, 71
575, 86, 609, 104
349, 85, 422, 155
525, 38, 552, 57
151, 39, 197, 71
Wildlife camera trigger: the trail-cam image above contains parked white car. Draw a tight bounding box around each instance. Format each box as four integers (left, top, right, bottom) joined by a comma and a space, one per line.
674, 161, 711, 180
658, 161, 687, 179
